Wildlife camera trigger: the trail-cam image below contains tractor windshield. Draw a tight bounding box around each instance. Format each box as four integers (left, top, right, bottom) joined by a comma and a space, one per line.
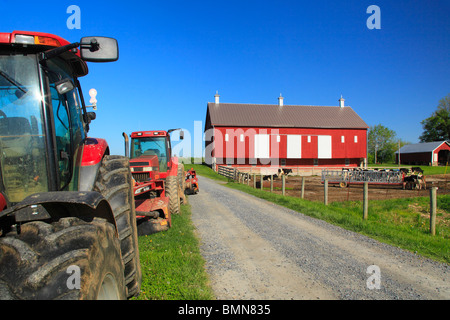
0, 54, 48, 203
131, 136, 168, 172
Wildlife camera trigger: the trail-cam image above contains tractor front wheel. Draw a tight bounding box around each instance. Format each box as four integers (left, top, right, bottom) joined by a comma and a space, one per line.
94, 155, 142, 298
166, 175, 180, 215
0, 217, 125, 300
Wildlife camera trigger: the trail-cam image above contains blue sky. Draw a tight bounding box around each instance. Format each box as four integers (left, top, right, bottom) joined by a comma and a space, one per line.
1, 0, 449, 156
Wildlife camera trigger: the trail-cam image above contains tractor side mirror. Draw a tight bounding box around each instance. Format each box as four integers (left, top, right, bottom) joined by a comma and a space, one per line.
80, 37, 119, 62
180, 130, 184, 140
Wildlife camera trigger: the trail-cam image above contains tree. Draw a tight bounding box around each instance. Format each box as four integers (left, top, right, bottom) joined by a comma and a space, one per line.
368, 124, 397, 164
420, 94, 450, 142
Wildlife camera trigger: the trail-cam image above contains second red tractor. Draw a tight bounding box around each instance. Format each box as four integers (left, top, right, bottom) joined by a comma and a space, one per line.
123, 129, 192, 235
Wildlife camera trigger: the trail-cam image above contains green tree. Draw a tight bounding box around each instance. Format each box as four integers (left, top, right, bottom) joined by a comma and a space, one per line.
368, 124, 397, 164
420, 94, 450, 142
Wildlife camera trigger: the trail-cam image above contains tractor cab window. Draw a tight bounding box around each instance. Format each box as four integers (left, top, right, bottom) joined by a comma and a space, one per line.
45, 58, 85, 191
0, 54, 49, 203
131, 136, 168, 172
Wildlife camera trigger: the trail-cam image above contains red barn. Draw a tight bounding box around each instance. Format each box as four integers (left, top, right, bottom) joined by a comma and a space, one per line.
204, 94, 369, 172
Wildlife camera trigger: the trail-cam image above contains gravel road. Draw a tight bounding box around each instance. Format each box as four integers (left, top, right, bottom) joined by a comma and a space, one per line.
189, 176, 449, 300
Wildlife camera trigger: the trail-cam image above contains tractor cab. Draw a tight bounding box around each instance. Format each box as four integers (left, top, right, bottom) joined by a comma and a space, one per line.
128, 129, 183, 181
0, 31, 118, 206
130, 131, 170, 179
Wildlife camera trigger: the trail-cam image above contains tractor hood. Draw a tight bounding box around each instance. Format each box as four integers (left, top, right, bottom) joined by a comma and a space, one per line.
129, 155, 159, 171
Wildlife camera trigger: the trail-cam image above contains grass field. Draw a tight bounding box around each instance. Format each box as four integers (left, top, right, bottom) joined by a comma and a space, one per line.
133, 204, 215, 300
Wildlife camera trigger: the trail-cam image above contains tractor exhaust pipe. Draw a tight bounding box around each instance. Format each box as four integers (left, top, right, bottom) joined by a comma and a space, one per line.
123, 132, 129, 158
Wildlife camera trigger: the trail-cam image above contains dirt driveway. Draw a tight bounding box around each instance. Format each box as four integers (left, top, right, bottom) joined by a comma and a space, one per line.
189, 176, 449, 300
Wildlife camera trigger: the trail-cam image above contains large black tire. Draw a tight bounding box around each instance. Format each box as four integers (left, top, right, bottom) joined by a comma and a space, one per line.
177, 163, 187, 204
94, 155, 142, 298
0, 217, 126, 300
177, 163, 186, 192
166, 175, 180, 215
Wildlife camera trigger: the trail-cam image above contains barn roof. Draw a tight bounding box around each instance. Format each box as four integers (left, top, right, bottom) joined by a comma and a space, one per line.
206, 102, 369, 129
396, 141, 450, 154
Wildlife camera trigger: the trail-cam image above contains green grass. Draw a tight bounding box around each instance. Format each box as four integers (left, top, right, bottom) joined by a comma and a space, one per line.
190, 164, 450, 264
133, 204, 215, 300
183, 163, 230, 182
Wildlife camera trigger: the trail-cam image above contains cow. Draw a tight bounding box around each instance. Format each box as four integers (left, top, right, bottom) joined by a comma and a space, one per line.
263, 174, 278, 181
411, 167, 424, 174
403, 174, 426, 190
278, 168, 293, 176
403, 175, 417, 190
399, 168, 410, 175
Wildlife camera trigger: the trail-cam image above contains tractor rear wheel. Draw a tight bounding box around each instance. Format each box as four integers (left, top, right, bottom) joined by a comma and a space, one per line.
177, 163, 186, 192
177, 163, 186, 201
94, 155, 142, 298
166, 175, 180, 215
0, 217, 125, 300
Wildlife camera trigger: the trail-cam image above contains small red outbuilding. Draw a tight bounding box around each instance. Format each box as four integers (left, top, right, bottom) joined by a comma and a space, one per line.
396, 141, 450, 166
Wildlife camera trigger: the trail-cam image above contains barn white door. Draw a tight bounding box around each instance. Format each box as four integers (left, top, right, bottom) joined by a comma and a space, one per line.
287, 135, 302, 159
318, 136, 332, 159
254, 134, 270, 158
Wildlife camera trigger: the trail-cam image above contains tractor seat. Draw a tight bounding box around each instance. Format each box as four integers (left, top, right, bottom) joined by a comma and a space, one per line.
0, 117, 33, 158
143, 149, 160, 157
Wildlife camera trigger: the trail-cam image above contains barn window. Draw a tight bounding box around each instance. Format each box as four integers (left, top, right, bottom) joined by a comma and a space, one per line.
313, 159, 318, 166
318, 136, 332, 159
307, 136, 311, 143
281, 159, 286, 166
287, 135, 302, 159
341, 136, 345, 143
225, 134, 229, 142
240, 134, 244, 142
277, 135, 280, 143
354, 136, 358, 143
345, 158, 350, 166
254, 134, 270, 158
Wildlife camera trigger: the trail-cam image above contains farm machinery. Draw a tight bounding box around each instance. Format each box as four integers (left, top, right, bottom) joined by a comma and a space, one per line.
321, 167, 427, 190
0, 31, 141, 299
185, 168, 199, 195
123, 129, 198, 235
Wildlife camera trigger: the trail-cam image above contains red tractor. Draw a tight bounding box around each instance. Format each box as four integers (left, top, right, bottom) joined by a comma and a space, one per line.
0, 31, 141, 299
185, 168, 199, 195
123, 129, 187, 231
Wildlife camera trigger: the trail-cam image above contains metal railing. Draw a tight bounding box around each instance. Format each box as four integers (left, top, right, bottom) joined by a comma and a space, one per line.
322, 169, 404, 185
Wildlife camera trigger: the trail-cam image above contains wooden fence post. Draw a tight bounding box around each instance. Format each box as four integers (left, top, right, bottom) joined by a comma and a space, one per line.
324, 179, 328, 205
247, 173, 250, 186
282, 175, 286, 196
270, 176, 273, 193
363, 182, 369, 220
260, 174, 263, 190
253, 174, 256, 188
301, 177, 305, 199
430, 186, 437, 236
